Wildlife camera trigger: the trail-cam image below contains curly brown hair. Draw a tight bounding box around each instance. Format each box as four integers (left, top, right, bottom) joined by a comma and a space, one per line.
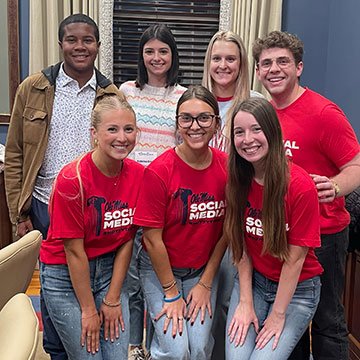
252, 31, 304, 65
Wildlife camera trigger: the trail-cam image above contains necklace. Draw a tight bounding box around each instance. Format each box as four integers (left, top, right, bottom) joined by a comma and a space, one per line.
112, 161, 124, 186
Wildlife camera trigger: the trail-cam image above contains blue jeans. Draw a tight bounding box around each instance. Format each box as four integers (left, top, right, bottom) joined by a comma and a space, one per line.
30, 196, 67, 360
211, 248, 237, 360
226, 270, 321, 360
138, 247, 218, 360
289, 228, 349, 360
128, 229, 145, 346
40, 252, 130, 360
128, 229, 153, 348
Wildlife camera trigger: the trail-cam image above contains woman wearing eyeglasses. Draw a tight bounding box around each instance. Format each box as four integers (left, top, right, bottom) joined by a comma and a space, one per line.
133, 85, 228, 359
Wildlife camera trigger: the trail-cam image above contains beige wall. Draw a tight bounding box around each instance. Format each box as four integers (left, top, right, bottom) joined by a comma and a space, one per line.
0, 1, 10, 114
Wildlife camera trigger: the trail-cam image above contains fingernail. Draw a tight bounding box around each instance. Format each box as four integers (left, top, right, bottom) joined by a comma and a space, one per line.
191, 322, 194, 326
179, 332, 182, 336
163, 330, 166, 334
173, 335, 176, 339
201, 321, 204, 325
210, 315, 212, 319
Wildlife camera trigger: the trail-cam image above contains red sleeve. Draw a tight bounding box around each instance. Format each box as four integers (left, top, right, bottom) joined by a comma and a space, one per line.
133, 167, 168, 228
49, 169, 85, 239
319, 104, 360, 168
286, 178, 321, 248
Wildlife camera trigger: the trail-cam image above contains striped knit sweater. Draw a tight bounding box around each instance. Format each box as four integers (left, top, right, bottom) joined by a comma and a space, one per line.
120, 81, 186, 166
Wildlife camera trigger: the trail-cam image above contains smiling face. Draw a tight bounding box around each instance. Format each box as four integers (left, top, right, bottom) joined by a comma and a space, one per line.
59, 22, 99, 81
91, 108, 137, 165
177, 98, 219, 153
142, 39, 172, 86
256, 47, 303, 102
209, 40, 240, 96
233, 110, 269, 174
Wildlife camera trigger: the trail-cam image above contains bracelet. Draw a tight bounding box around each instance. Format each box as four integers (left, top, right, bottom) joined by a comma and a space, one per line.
198, 280, 212, 291
162, 279, 176, 288
163, 280, 177, 292
163, 292, 181, 303
102, 297, 121, 307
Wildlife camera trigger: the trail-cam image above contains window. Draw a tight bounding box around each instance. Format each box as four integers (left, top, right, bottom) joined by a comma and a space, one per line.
113, 0, 220, 87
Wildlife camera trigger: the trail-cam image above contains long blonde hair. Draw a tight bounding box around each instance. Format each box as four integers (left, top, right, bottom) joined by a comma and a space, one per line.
202, 31, 250, 130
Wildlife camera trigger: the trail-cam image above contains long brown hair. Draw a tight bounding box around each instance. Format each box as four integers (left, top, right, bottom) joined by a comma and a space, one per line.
224, 98, 289, 262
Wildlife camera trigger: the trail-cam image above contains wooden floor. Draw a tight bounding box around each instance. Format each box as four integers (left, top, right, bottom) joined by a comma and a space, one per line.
26, 269, 40, 296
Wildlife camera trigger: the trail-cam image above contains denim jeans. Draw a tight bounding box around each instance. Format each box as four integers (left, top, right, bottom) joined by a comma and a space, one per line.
211, 248, 237, 360
138, 247, 218, 360
40, 252, 130, 360
128, 229, 145, 346
226, 270, 321, 360
30, 196, 67, 360
289, 228, 349, 360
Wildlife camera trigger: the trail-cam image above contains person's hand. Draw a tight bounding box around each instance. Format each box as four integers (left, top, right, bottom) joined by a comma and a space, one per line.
16, 218, 34, 237
228, 302, 259, 347
255, 310, 285, 350
155, 296, 186, 338
186, 282, 212, 325
81, 309, 100, 354
100, 302, 124, 342
310, 174, 336, 203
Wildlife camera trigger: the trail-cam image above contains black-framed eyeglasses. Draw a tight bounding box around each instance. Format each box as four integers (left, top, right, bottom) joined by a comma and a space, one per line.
176, 114, 218, 129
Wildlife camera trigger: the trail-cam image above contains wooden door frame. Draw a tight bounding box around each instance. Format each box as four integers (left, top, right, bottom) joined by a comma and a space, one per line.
0, 0, 20, 124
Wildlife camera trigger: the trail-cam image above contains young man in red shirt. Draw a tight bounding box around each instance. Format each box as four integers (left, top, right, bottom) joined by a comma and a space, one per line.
253, 30, 360, 360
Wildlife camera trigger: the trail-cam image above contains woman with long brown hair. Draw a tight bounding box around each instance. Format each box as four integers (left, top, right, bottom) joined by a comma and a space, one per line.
225, 98, 322, 359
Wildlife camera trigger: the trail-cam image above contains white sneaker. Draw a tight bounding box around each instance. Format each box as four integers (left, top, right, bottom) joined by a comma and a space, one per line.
129, 347, 146, 360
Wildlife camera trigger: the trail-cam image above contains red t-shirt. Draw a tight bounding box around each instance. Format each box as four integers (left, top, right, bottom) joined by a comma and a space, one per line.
40, 152, 144, 264
274, 88, 360, 234
134, 148, 228, 269
245, 163, 323, 282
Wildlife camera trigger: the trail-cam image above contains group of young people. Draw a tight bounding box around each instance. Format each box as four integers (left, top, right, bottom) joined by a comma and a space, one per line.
5, 12, 360, 360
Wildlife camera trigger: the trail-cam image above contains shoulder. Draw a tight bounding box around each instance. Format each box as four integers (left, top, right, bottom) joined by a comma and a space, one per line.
120, 81, 140, 99
148, 149, 175, 169
146, 149, 176, 178
95, 83, 124, 102
211, 148, 228, 165
288, 162, 316, 194
300, 88, 340, 113
17, 72, 50, 92
119, 81, 136, 92
123, 158, 145, 175
173, 84, 187, 94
